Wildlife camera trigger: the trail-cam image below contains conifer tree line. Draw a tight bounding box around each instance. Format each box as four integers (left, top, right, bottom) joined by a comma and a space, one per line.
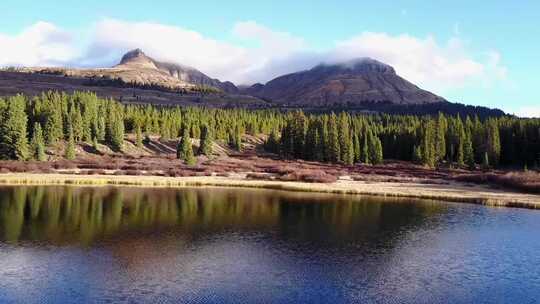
269, 111, 540, 169
0, 91, 538, 170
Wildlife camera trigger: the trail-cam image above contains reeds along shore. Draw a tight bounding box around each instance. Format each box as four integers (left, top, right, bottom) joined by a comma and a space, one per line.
0, 173, 538, 210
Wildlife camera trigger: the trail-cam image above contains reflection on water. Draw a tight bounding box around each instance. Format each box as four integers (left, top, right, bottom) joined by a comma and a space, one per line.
0, 186, 539, 303
0, 186, 442, 246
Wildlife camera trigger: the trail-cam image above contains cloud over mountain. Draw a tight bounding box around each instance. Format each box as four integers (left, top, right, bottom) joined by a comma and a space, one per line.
0, 19, 506, 95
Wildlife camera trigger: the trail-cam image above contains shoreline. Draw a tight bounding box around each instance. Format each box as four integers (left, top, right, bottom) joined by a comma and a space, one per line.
0, 173, 539, 209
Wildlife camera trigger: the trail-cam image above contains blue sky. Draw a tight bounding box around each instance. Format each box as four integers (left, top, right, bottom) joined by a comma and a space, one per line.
0, 0, 538, 116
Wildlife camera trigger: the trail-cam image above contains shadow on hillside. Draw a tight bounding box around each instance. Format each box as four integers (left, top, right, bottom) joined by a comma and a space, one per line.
144, 139, 177, 154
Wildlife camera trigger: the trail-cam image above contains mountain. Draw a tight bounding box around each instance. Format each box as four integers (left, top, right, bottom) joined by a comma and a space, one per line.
243, 58, 447, 106
0, 50, 506, 116
118, 49, 238, 93
17, 49, 238, 93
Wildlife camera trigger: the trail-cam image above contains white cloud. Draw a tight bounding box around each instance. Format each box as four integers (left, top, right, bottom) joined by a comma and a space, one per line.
514, 106, 540, 118
232, 21, 306, 55
84, 19, 252, 81
0, 19, 507, 93
329, 32, 501, 93
0, 22, 77, 67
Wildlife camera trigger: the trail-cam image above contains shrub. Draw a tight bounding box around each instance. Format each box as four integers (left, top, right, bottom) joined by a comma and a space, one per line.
278, 169, 337, 183
88, 169, 106, 175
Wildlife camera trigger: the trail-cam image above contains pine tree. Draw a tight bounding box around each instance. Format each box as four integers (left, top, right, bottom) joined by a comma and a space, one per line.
177, 126, 195, 165
464, 128, 475, 169
279, 123, 292, 157
344, 135, 355, 165
265, 129, 280, 154
327, 113, 340, 163
233, 125, 242, 152
30, 122, 46, 161
435, 112, 447, 162
320, 116, 329, 161
190, 123, 201, 139
97, 116, 106, 141
65, 124, 76, 160
135, 125, 143, 148
198, 124, 213, 156
106, 102, 124, 151
353, 133, 361, 163
305, 120, 319, 161
43, 96, 63, 145
420, 120, 436, 168
70, 106, 83, 142
367, 129, 383, 165
338, 113, 353, 164
472, 116, 485, 163
486, 119, 501, 166
291, 111, 307, 158
92, 136, 99, 152
456, 119, 466, 167
0, 95, 29, 160
413, 145, 422, 163
362, 132, 369, 164
373, 137, 383, 165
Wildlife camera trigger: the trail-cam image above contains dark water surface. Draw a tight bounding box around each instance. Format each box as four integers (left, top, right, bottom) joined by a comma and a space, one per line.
0, 186, 539, 303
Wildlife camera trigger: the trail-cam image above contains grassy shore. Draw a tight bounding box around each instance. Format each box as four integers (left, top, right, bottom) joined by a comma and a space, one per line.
0, 173, 538, 209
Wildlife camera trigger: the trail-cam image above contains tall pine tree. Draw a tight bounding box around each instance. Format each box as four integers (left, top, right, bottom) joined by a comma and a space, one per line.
0, 95, 29, 160
198, 124, 213, 156
177, 126, 195, 165
30, 122, 46, 161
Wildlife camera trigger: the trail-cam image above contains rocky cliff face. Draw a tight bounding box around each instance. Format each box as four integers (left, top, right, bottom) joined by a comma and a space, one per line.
243, 58, 447, 106
117, 49, 238, 93
118, 48, 158, 69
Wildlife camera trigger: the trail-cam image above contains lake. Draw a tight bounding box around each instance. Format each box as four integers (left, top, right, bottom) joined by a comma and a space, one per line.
0, 186, 539, 303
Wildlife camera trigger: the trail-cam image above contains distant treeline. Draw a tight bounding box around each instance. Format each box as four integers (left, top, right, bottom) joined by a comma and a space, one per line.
0, 91, 538, 170
289, 100, 506, 119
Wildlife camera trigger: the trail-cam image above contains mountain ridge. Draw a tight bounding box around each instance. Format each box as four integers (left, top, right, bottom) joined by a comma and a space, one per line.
3, 49, 509, 116
242, 58, 447, 106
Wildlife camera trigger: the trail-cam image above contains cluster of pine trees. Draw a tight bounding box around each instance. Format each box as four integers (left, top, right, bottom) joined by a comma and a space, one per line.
271, 112, 383, 165
268, 110, 539, 169
0, 91, 538, 170
0, 92, 124, 161
0, 91, 282, 164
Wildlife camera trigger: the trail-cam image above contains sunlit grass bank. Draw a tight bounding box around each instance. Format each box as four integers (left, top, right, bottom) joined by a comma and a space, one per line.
0, 173, 538, 209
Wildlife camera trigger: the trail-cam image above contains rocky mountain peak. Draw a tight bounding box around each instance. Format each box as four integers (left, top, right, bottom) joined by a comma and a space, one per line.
118, 49, 157, 69
244, 57, 445, 106
313, 58, 396, 75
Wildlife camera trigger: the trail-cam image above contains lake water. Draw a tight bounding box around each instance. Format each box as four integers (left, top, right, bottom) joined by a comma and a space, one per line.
0, 186, 539, 303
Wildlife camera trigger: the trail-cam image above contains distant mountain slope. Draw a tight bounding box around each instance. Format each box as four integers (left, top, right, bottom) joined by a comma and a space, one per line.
118, 49, 238, 93
0, 70, 265, 107
19, 49, 237, 93
243, 58, 447, 106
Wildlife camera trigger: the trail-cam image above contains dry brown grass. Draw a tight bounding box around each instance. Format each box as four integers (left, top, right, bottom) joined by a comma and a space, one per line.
0, 173, 538, 209
0, 136, 537, 193
455, 171, 540, 194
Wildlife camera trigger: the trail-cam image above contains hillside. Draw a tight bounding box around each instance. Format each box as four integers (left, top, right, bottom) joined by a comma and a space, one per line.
117, 49, 239, 93
243, 58, 447, 106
